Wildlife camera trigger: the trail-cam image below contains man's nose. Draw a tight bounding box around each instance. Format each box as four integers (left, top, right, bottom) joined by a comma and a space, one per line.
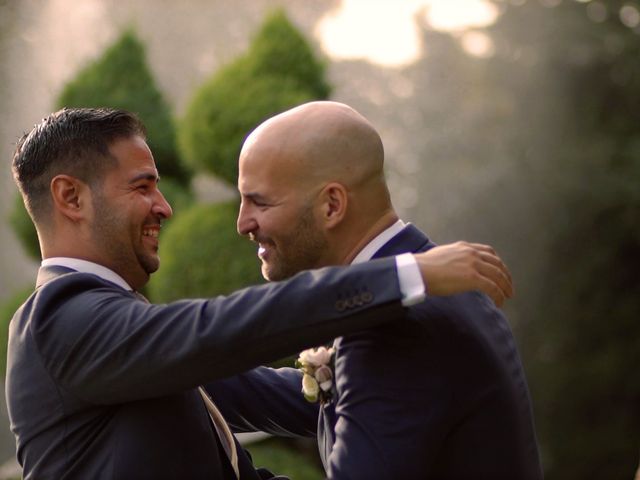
152, 189, 173, 220
237, 203, 257, 236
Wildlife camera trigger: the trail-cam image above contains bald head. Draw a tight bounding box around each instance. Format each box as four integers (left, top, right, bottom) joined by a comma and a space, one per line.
241, 101, 387, 193
237, 101, 397, 272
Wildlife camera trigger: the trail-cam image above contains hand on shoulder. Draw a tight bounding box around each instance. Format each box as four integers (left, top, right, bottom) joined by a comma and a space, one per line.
414, 241, 514, 307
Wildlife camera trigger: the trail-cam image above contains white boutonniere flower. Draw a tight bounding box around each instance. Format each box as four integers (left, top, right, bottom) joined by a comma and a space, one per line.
296, 346, 335, 404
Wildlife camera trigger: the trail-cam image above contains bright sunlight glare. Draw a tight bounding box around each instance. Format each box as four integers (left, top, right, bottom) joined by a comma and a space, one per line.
316, 0, 500, 68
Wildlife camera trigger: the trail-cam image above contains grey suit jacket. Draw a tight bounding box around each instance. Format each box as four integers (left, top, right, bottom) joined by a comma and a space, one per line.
6, 258, 405, 479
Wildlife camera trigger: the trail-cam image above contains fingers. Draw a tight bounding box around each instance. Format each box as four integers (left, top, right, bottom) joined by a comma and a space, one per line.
463, 242, 513, 286
474, 261, 511, 307
457, 242, 514, 301
473, 275, 505, 308
477, 251, 514, 298
415, 241, 514, 307
488, 283, 505, 308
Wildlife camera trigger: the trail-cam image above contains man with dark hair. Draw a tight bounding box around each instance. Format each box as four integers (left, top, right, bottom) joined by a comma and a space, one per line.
13, 108, 143, 224
208, 101, 542, 479
7, 107, 513, 479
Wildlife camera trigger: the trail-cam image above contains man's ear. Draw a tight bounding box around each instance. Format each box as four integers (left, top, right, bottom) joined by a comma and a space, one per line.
318, 182, 348, 229
50, 175, 90, 222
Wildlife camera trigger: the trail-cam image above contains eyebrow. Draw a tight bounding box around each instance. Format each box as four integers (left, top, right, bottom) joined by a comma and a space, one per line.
242, 192, 268, 202
128, 172, 160, 184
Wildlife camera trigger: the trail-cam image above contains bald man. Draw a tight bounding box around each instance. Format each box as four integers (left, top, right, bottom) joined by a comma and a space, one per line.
207, 102, 542, 479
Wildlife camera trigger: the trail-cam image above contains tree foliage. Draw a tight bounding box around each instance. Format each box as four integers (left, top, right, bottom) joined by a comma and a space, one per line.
248, 9, 331, 99
483, 1, 640, 478
178, 9, 331, 185
147, 202, 264, 303
56, 29, 191, 185
156, 177, 195, 217
378, 2, 640, 477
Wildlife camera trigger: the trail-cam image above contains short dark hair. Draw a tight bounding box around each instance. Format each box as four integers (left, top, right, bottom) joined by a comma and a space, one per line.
12, 107, 146, 225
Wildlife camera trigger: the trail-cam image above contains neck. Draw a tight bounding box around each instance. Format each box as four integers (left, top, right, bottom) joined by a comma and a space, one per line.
336, 209, 399, 265
42, 236, 149, 291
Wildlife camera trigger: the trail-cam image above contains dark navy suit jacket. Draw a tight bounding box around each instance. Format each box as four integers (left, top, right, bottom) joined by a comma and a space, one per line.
209, 224, 543, 479
5, 258, 406, 479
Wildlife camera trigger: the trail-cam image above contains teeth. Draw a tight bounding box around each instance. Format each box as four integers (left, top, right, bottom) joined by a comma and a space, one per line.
143, 229, 159, 238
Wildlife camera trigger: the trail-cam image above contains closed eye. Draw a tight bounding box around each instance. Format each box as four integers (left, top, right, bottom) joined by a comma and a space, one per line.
129, 172, 160, 193
243, 193, 271, 208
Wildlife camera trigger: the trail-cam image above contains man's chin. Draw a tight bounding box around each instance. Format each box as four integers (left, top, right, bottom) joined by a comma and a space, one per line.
261, 266, 276, 282
141, 256, 160, 275
262, 263, 299, 282
261, 262, 284, 282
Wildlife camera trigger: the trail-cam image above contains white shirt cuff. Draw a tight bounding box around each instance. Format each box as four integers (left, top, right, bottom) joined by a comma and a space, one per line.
395, 253, 426, 306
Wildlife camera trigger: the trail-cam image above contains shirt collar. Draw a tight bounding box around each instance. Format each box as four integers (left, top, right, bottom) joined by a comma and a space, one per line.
41, 257, 132, 291
351, 219, 406, 265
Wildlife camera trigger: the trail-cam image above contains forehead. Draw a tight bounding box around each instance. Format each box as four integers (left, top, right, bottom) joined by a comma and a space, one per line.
238, 143, 299, 195
106, 135, 158, 179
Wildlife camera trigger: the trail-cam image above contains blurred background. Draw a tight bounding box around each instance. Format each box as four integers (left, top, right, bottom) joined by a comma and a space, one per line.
0, 0, 638, 478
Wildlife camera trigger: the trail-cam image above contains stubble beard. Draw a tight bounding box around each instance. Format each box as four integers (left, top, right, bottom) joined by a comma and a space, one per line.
262, 207, 328, 282
91, 191, 159, 282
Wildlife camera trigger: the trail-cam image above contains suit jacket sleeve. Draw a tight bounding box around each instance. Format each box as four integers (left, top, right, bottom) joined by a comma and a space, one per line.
27, 257, 404, 404
205, 367, 318, 437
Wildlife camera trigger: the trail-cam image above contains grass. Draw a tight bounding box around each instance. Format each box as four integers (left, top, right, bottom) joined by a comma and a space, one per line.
245, 437, 324, 480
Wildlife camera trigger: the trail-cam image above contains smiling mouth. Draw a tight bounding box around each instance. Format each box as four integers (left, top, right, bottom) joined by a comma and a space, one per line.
250, 234, 273, 260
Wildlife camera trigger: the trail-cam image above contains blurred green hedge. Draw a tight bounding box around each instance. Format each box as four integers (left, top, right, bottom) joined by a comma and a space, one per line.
178, 9, 331, 185
147, 201, 264, 302
247, 437, 323, 480
57, 29, 191, 186
157, 177, 195, 217
249, 10, 330, 99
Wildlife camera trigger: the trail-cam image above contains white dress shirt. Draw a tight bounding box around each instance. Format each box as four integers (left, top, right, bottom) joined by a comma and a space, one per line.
41, 257, 132, 291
